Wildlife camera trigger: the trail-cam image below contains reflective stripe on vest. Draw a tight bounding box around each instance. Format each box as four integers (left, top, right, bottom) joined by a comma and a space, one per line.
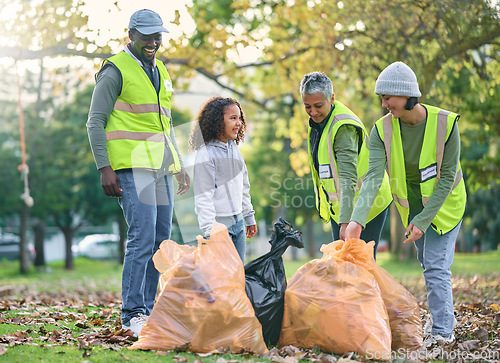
326, 113, 367, 202
113, 101, 172, 119
377, 104, 466, 234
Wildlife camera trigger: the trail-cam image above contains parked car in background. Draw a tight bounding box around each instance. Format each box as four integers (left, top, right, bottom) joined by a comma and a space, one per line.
72, 234, 122, 260
0, 233, 36, 261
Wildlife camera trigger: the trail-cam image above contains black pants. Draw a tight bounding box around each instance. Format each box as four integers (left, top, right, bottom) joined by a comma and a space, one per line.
330, 205, 389, 260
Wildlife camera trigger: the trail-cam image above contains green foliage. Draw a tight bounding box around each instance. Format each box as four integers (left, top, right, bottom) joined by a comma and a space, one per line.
173, 0, 500, 184
0, 0, 113, 54
191, 0, 236, 36
0, 132, 23, 219
431, 51, 500, 192
243, 98, 318, 230
27, 85, 118, 229
0, 257, 122, 290
465, 183, 500, 251
177, 0, 500, 250
1, 0, 499, 252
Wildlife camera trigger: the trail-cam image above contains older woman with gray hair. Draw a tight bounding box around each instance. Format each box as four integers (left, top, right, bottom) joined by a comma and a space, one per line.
300, 72, 392, 258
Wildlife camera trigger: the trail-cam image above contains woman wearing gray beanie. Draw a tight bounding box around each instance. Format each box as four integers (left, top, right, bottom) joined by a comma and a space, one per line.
345, 61, 467, 349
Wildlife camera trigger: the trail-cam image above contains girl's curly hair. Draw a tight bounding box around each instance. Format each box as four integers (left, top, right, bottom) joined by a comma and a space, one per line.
189, 97, 246, 151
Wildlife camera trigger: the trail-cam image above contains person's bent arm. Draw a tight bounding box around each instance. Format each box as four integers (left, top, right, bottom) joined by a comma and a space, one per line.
346, 126, 387, 238
169, 117, 190, 195
241, 159, 257, 236
193, 149, 217, 236
334, 125, 359, 240
87, 66, 121, 170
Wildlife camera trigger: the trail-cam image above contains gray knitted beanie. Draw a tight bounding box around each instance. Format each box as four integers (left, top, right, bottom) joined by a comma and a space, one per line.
374, 61, 422, 97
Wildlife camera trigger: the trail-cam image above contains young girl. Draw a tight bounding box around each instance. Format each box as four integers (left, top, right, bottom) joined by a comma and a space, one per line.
189, 97, 257, 263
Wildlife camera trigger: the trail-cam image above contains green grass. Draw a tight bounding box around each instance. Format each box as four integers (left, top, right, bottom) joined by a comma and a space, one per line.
450, 250, 500, 274
0, 344, 239, 362
0, 257, 122, 292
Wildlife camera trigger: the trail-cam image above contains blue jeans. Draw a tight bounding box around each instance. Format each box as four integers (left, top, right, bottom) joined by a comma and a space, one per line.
331, 206, 389, 259
215, 214, 246, 263
116, 169, 174, 324
414, 221, 462, 337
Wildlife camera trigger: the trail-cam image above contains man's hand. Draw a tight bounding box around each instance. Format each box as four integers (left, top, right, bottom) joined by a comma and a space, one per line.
246, 225, 257, 238
175, 168, 190, 195
99, 166, 122, 197
404, 224, 423, 243
345, 221, 363, 240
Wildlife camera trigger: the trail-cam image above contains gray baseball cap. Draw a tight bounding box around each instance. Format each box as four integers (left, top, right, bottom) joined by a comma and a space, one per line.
129, 9, 169, 35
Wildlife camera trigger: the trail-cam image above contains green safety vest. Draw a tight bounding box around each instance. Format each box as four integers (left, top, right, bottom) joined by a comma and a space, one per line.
104, 51, 181, 172
308, 100, 392, 224
375, 104, 466, 235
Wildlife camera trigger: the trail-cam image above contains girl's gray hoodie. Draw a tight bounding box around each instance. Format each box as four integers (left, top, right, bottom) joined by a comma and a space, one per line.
193, 139, 256, 236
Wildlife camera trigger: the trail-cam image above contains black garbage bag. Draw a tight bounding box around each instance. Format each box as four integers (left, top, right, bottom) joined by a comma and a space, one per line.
244, 218, 304, 346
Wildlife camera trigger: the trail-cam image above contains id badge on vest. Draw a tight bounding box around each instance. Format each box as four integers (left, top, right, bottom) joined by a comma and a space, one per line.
420, 163, 437, 182
319, 164, 333, 179
164, 80, 174, 92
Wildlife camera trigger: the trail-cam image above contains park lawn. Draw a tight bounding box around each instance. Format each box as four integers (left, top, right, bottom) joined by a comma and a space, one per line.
2, 250, 498, 287
0, 251, 499, 362
0, 257, 123, 292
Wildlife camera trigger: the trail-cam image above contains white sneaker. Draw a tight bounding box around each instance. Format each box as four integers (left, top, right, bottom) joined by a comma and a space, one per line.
423, 332, 455, 349
423, 315, 457, 336
423, 315, 433, 336
122, 313, 148, 338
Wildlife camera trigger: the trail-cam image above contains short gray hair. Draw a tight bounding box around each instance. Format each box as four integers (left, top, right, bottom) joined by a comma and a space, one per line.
300, 72, 334, 100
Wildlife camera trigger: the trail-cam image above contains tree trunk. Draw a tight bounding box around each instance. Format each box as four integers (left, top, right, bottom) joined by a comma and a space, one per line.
33, 219, 46, 268
389, 205, 402, 253
19, 203, 31, 274
118, 215, 127, 264
62, 228, 74, 270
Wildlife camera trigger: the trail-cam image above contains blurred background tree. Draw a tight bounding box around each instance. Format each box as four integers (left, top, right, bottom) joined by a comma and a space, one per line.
0, 0, 498, 270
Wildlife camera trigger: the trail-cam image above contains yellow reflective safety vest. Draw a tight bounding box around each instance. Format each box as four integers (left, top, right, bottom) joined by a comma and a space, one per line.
104, 51, 181, 172
308, 100, 392, 224
375, 104, 466, 235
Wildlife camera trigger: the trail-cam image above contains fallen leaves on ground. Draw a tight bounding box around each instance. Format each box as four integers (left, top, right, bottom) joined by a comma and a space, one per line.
0, 274, 498, 361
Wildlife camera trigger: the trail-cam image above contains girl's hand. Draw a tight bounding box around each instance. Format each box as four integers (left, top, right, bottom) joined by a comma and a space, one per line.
246, 225, 257, 238
175, 169, 190, 195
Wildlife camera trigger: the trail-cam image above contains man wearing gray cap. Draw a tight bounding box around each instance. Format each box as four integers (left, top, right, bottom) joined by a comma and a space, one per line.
346, 61, 466, 349
87, 9, 190, 338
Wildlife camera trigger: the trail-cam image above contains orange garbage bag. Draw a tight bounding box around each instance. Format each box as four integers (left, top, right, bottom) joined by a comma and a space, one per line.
278, 252, 391, 356
321, 239, 423, 352
130, 223, 268, 355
